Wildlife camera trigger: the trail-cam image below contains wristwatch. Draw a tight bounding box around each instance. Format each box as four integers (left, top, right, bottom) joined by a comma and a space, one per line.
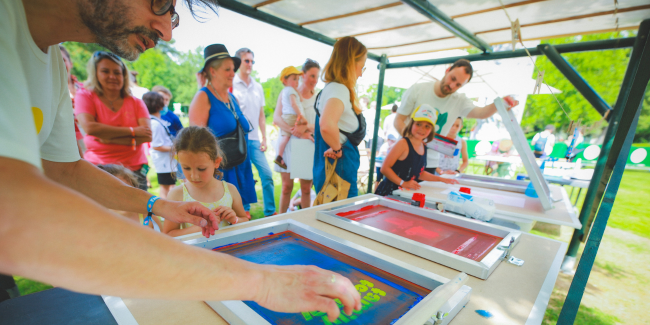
333, 148, 342, 154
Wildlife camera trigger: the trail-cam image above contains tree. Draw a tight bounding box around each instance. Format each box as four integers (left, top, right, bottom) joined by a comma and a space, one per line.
522, 31, 641, 140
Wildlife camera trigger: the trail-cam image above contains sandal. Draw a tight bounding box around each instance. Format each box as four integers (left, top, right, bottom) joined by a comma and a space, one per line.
274, 155, 287, 169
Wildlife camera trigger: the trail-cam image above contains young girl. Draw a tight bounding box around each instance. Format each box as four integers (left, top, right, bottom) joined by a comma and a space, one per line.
375, 105, 459, 196
163, 126, 248, 237
97, 164, 163, 231
274, 66, 305, 169
437, 117, 469, 175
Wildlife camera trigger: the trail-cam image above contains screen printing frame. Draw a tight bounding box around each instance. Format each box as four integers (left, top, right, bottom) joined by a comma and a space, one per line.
316, 196, 522, 280
184, 219, 471, 325
495, 97, 554, 210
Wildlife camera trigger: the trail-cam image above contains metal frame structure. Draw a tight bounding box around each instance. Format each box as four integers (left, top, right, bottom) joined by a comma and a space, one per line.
316, 196, 522, 279
187, 219, 472, 325
208, 2, 649, 321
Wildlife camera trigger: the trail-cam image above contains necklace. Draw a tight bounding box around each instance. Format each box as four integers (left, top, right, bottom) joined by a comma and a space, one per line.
103, 93, 121, 111
209, 83, 232, 112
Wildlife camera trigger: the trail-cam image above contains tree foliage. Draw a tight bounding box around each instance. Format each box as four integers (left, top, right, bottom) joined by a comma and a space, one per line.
522, 31, 650, 142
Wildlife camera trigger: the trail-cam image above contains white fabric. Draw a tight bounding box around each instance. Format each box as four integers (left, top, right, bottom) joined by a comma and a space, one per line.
383, 113, 399, 140
398, 82, 474, 167
301, 90, 318, 125
316, 82, 359, 144
130, 85, 149, 100
375, 141, 392, 168
438, 135, 463, 171
532, 130, 556, 156
281, 86, 301, 116
150, 116, 176, 173
0, 0, 79, 169
232, 74, 265, 141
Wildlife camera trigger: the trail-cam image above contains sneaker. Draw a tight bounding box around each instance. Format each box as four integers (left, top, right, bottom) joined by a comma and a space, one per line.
265, 212, 278, 218
274, 155, 287, 169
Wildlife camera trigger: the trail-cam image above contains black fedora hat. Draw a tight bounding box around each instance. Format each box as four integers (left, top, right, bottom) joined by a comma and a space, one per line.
199, 44, 241, 73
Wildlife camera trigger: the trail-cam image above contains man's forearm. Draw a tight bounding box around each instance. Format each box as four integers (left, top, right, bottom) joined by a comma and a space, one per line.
467, 104, 497, 119
259, 108, 267, 140
1, 158, 262, 301
43, 159, 153, 214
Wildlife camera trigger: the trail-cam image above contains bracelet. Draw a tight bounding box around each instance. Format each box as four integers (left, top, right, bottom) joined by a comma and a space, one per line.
455, 169, 460, 173
333, 148, 342, 154
131, 138, 136, 151
146, 196, 160, 219
233, 217, 238, 225
130, 127, 135, 137
399, 179, 404, 186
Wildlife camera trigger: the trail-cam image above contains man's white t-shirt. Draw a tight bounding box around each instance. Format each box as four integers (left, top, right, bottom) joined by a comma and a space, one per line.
281, 86, 301, 116
397, 82, 474, 167
232, 74, 265, 141
317, 82, 359, 144
150, 116, 176, 173
0, 0, 80, 169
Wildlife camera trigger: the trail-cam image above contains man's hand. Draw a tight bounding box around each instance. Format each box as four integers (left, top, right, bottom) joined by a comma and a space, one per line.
260, 138, 267, 152
253, 265, 362, 322
152, 200, 219, 237
503, 96, 519, 111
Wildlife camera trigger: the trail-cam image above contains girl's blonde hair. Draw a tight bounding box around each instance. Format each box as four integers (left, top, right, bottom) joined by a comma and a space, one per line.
322, 37, 367, 114
402, 119, 435, 143
84, 52, 132, 98
97, 164, 139, 187
173, 126, 224, 179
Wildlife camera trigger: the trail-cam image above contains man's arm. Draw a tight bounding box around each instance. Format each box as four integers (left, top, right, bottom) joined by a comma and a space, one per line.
394, 113, 408, 135
467, 95, 519, 119
0, 157, 360, 320
259, 107, 267, 151
41, 158, 217, 236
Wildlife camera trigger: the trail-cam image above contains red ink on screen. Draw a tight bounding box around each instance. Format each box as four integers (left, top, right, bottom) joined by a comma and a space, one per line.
337, 204, 378, 217
337, 205, 502, 261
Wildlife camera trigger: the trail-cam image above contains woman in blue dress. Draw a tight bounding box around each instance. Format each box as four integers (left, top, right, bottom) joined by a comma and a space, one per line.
189, 44, 257, 217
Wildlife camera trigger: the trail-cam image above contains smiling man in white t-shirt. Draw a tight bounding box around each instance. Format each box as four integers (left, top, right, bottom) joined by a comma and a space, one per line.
394, 59, 519, 174
0, 0, 360, 320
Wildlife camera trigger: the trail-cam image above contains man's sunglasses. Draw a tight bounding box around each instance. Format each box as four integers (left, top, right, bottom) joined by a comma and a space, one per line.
152, 0, 179, 29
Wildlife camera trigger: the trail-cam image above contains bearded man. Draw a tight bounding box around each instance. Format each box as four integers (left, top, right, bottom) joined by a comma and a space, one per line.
0, 0, 360, 321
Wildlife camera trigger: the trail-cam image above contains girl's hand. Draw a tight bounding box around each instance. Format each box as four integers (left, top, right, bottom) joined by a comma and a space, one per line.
401, 180, 421, 191
443, 170, 457, 175
324, 148, 343, 159
213, 206, 235, 224
442, 178, 460, 185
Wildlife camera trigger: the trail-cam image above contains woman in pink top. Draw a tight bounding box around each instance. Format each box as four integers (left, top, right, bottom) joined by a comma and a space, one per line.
76, 51, 152, 190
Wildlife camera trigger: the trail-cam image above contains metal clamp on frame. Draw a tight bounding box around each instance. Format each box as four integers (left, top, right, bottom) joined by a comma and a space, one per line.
498, 237, 524, 266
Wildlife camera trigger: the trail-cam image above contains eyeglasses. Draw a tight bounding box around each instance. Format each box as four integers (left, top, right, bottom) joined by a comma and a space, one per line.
152, 0, 180, 29
244, 59, 255, 64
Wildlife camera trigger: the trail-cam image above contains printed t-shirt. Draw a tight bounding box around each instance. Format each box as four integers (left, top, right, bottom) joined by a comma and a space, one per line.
75, 89, 150, 170
398, 82, 475, 167
160, 109, 183, 137
316, 82, 359, 144
232, 74, 265, 141
0, 0, 80, 169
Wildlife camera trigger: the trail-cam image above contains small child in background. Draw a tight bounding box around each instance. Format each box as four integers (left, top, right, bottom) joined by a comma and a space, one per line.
373, 134, 398, 191
97, 164, 163, 231
164, 126, 248, 237
288, 188, 317, 212
274, 66, 305, 169
375, 105, 459, 196
143, 91, 177, 199
437, 117, 468, 175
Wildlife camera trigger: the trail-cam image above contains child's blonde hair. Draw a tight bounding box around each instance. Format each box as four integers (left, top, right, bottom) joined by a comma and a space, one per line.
98, 164, 139, 187
402, 119, 435, 143
173, 126, 224, 179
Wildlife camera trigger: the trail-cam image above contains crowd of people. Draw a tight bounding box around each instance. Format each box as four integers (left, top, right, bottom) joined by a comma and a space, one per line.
0, 0, 520, 318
